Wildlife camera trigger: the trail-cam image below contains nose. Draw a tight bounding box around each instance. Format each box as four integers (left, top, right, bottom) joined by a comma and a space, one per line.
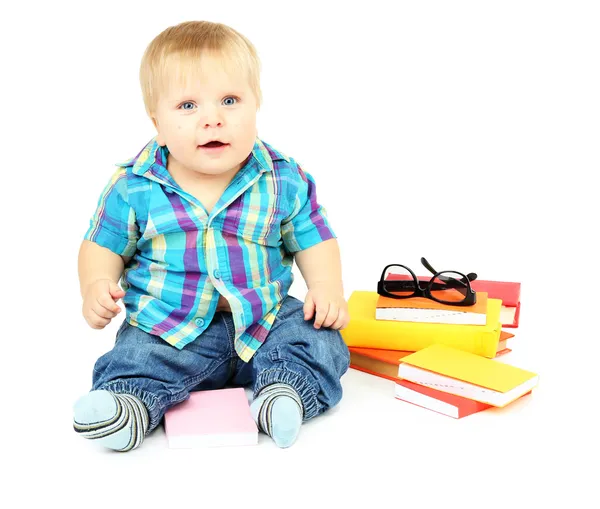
204, 119, 222, 128
199, 105, 223, 129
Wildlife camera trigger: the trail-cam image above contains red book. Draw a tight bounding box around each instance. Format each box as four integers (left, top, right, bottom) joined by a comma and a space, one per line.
385, 274, 521, 327
469, 280, 521, 328
395, 379, 492, 419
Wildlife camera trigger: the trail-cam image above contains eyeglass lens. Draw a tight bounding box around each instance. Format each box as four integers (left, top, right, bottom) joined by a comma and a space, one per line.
431, 271, 469, 303
382, 265, 415, 297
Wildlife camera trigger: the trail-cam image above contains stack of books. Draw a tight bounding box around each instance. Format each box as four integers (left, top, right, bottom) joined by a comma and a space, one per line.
341, 277, 537, 418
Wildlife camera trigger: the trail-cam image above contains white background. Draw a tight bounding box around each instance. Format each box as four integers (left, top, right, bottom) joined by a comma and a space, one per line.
2, 0, 598, 507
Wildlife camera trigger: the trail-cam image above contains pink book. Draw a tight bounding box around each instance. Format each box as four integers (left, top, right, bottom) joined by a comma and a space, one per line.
164, 388, 258, 448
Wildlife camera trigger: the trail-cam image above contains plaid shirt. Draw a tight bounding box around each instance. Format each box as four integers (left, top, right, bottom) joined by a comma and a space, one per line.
84, 137, 336, 361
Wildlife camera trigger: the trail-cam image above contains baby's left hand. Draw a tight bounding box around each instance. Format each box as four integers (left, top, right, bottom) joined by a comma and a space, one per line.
303, 285, 349, 330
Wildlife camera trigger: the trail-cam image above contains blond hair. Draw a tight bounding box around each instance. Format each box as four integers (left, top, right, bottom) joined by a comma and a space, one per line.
139, 21, 262, 116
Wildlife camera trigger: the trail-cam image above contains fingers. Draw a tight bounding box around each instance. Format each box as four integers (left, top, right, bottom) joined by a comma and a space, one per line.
83, 293, 122, 330
303, 294, 315, 320
109, 282, 125, 301
93, 301, 121, 320
312, 303, 349, 330
84, 309, 112, 329
321, 304, 339, 329
81, 280, 125, 330
312, 302, 331, 329
98, 293, 122, 314
320, 305, 349, 330
331, 308, 349, 330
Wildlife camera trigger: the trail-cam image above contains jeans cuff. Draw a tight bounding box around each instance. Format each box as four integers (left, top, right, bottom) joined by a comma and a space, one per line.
96, 380, 163, 433
254, 368, 320, 420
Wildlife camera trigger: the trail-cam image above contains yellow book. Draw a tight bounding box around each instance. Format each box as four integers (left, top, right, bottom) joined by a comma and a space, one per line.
398, 344, 539, 407
341, 291, 502, 358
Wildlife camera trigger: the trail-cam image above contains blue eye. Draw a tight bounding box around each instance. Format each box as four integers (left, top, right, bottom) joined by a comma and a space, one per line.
180, 101, 195, 110
222, 96, 237, 106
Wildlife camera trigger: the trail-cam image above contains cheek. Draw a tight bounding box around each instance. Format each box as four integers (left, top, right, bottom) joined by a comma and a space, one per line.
239, 113, 257, 135
165, 120, 194, 142
231, 107, 256, 126
163, 112, 185, 128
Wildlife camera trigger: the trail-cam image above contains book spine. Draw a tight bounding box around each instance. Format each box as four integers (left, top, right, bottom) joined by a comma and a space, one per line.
478, 329, 501, 358
349, 364, 400, 383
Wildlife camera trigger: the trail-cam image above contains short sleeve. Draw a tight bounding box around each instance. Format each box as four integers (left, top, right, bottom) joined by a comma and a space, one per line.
83, 167, 139, 256
281, 162, 336, 253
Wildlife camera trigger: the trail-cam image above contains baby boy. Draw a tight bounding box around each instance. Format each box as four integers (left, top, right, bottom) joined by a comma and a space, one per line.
74, 20, 350, 451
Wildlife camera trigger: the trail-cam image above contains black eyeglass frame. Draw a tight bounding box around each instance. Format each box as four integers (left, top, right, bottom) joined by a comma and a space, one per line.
377, 257, 477, 306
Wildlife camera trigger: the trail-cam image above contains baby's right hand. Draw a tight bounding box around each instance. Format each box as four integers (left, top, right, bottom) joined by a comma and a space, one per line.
82, 279, 126, 330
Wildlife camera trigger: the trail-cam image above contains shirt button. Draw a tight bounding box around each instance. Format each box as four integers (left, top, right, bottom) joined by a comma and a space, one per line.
195, 318, 205, 327
213, 269, 221, 279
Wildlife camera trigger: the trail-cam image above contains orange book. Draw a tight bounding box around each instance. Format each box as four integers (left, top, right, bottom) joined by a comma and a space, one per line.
349, 347, 412, 382
376, 292, 489, 325
495, 330, 514, 356
349, 330, 514, 382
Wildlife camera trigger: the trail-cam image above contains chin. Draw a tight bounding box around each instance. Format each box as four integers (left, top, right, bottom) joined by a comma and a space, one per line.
197, 165, 234, 176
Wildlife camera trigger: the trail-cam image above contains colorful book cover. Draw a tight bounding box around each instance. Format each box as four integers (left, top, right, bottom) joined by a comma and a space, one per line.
341, 291, 503, 358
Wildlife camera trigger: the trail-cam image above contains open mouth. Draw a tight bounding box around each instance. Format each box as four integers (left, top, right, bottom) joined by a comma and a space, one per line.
200, 141, 227, 148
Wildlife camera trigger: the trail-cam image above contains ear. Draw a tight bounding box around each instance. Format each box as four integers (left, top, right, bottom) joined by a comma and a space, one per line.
151, 115, 166, 146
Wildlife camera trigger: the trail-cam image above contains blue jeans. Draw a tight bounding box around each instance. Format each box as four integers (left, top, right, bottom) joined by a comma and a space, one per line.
92, 295, 351, 432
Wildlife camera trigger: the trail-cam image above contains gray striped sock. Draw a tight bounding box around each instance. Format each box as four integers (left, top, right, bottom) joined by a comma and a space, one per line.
73, 391, 149, 452
251, 383, 303, 437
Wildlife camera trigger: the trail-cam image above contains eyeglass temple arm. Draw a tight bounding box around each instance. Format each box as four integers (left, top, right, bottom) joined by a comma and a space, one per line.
421, 257, 477, 282
421, 257, 438, 275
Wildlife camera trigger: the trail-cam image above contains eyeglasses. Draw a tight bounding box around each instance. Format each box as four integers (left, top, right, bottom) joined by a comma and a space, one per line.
377, 257, 477, 306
